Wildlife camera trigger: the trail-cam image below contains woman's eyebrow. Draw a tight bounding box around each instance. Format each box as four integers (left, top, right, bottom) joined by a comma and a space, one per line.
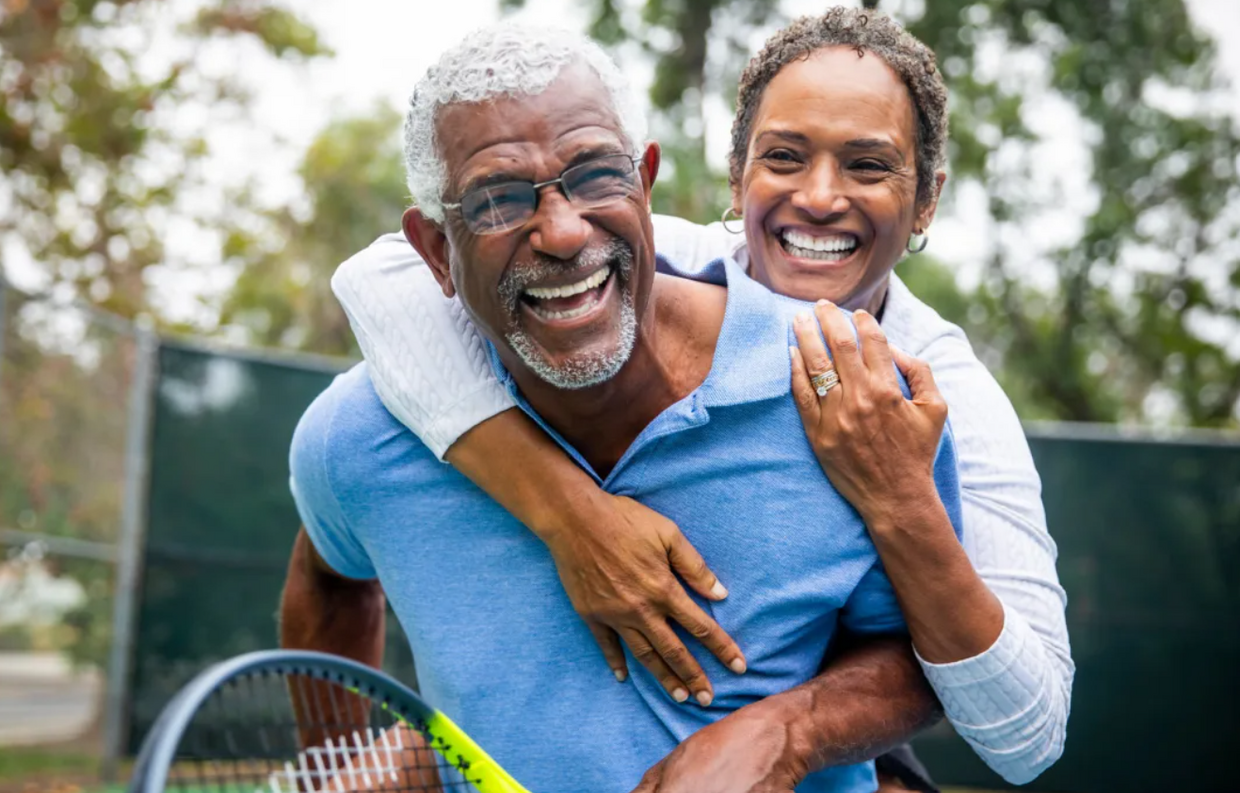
845, 138, 906, 162
754, 129, 811, 147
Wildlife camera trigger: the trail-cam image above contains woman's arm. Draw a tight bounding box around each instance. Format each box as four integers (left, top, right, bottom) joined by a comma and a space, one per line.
791, 301, 1070, 784
330, 227, 746, 708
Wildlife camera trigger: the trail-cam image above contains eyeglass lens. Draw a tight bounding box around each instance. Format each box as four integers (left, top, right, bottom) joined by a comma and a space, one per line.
459, 154, 638, 234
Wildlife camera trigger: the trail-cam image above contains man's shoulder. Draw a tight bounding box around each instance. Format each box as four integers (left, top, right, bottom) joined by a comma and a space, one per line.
292, 363, 441, 490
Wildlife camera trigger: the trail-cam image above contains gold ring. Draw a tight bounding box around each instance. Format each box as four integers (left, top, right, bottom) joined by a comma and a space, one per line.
809, 369, 839, 398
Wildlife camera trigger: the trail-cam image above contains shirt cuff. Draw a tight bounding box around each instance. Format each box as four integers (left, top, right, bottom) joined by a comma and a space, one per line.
418, 382, 518, 461
914, 600, 1027, 689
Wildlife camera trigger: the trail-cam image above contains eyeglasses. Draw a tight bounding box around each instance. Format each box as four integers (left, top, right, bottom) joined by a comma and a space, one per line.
443, 154, 643, 236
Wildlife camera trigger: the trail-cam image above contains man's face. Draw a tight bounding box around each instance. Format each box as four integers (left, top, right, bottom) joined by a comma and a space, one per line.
432, 65, 658, 390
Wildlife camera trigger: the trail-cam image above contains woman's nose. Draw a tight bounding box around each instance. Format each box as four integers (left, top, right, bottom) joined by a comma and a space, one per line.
791, 162, 851, 219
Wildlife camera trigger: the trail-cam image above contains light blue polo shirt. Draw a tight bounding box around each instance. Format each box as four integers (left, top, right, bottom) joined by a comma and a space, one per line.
290, 257, 963, 793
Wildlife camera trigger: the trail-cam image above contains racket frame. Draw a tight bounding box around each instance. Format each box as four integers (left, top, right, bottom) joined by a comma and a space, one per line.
129, 649, 528, 793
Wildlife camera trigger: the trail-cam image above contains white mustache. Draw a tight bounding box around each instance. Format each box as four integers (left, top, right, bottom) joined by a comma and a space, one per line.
498, 238, 633, 311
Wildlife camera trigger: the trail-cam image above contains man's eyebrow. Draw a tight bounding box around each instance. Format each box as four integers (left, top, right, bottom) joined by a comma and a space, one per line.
459, 169, 525, 196
845, 138, 905, 161
564, 143, 628, 167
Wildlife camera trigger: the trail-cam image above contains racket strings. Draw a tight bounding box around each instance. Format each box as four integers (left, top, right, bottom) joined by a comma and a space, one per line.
159, 668, 481, 792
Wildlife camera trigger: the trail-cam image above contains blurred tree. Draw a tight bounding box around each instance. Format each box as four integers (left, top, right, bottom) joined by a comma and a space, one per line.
0, 0, 328, 669
216, 105, 407, 356
0, 0, 329, 317
502, 0, 1240, 427
906, 0, 1240, 427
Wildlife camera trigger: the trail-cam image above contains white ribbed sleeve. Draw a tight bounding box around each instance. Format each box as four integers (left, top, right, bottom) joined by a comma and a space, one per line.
330, 222, 1073, 784
330, 233, 515, 460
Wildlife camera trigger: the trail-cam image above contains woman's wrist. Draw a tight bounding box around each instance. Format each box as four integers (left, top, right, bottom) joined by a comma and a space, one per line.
855, 476, 943, 538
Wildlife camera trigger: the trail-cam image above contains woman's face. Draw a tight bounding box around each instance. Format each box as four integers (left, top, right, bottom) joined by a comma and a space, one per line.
739, 46, 942, 312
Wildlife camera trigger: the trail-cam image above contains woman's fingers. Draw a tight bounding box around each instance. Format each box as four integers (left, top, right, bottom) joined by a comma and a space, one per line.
891, 346, 948, 417
666, 529, 728, 601
789, 345, 822, 423
619, 626, 701, 705
668, 593, 747, 677
587, 622, 630, 683
853, 309, 901, 390
792, 310, 834, 380
813, 300, 867, 383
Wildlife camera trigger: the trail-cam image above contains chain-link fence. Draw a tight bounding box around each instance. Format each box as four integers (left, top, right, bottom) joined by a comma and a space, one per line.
0, 276, 155, 790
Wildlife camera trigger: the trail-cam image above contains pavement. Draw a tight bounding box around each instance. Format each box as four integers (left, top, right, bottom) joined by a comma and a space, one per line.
0, 653, 100, 747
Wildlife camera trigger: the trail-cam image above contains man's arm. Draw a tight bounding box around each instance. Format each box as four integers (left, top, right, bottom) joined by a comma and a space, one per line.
633, 634, 939, 793
280, 527, 386, 664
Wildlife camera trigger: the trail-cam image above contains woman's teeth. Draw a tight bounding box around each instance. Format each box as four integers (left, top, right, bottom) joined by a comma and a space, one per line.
524, 267, 610, 300
781, 230, 858, 261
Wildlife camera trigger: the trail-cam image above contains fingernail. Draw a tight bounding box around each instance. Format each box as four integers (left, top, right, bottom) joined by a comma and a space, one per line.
695, 691, 713, 707
614, 669, 627, 683
796, 311, 812, 325
710, 581, 728, 599
789, 345, 799, 361
816, 299, 830, 307
672, 687, 689, 703
856, 308, 869, 317
729, 658, 747, 674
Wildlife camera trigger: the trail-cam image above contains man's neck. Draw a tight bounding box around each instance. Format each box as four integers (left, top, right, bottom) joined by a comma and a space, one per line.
506, 274, 727, 478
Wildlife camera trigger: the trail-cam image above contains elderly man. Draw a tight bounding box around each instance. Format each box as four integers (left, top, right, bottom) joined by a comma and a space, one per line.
281, 23, 962, 793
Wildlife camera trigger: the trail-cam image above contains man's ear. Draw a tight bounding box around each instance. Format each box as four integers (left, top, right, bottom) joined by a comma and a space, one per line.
402, 206, 455, 299
639, 142, 661, 206
915, 171, 948, 233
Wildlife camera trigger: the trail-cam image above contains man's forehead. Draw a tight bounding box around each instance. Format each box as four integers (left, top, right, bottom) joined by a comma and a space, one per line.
436, 64, 627, 182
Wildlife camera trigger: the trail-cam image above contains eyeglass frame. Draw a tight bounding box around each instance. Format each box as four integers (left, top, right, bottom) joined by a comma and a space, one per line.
441, 153, 645, 236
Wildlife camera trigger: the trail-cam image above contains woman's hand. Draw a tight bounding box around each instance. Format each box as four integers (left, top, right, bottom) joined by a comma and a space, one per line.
788, 301, 948, 531
446, 409, 745, 705
542, 492, 747, 706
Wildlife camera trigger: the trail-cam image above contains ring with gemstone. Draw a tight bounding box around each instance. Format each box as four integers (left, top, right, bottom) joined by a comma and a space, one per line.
810, 369, 840, 397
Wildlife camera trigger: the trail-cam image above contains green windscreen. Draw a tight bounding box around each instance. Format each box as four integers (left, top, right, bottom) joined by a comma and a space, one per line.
126, 342, 417, 753
127, 341, 1240, 791
912, 430, 1240, 792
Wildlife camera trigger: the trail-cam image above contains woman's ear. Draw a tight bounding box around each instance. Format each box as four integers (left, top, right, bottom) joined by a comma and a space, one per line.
915, 171, 948, 233
402, 207, 455, 299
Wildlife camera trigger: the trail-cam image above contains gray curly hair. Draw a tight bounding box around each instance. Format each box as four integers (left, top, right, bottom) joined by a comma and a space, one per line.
403, 22, 648, 224
729, 7, 948, 208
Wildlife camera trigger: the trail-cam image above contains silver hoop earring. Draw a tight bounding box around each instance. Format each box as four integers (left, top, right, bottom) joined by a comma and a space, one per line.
721, 207, 744, 234
907, 232, 929, 254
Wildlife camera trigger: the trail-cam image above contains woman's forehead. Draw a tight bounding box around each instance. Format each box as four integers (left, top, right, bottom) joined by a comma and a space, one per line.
753, 46, 915, 144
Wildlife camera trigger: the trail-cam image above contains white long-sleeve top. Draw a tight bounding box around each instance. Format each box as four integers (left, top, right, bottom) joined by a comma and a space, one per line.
330, 217, 1074, 785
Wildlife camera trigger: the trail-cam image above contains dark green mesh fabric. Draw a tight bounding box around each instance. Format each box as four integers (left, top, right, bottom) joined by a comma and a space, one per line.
913, 430, 1240, 792
127, 343, 416, 753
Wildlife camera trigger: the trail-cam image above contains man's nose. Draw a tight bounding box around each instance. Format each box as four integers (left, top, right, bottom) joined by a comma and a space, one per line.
528, 188, 593, 260
791, 161, 851, 220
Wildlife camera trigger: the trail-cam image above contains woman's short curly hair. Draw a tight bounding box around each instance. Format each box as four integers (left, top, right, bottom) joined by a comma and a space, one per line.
728, 7, 948, 208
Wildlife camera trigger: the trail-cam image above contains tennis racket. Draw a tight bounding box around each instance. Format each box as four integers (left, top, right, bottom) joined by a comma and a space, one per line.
129, 649, 528, 793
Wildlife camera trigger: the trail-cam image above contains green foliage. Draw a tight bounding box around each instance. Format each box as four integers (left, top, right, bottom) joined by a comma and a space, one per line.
542, 0, 1240, 426
0, 0, 329, 317
0, 0, 328, 670
217, 104, 408, 356
905, 0, 1240, 425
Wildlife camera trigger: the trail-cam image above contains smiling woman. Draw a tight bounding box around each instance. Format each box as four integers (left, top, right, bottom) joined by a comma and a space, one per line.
331, 8, 1071, 792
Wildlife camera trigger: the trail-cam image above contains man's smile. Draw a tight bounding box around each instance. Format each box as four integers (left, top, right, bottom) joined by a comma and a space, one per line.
520, 265, 615, 323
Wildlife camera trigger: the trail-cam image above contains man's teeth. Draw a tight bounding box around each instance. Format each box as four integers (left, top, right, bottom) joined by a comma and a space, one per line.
530, 302, 599, 321
781, 230, 858, 260
524, 268, 609, 300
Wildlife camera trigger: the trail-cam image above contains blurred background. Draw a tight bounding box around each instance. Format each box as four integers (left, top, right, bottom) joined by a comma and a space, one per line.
1, 0, 1237, 792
